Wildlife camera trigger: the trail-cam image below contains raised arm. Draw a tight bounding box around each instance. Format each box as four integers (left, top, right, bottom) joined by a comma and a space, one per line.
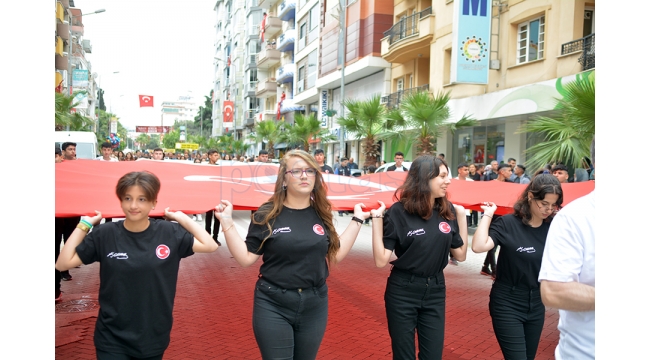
371, 201, 391, 267
334, 203, 371, 264
164, 208, 218, 253
449, 204, 469, 261
214, 200, 261, 267
56, 211, 102, 271
471, 202, 497, 253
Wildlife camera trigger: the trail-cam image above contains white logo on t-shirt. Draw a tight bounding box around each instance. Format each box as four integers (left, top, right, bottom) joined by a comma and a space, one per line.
407, 229, 425, 237
107, 252, 128, 259
516, 246, 536, 253
272, 226, 292, 235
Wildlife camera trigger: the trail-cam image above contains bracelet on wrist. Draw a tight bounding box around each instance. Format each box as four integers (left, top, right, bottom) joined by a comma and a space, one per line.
483, 214, 493, 219
351, 216, 364, 224
221, 224, 235, 233
76, 222, 91, 232
80, 219, 93, 228
373, 214, 383, 218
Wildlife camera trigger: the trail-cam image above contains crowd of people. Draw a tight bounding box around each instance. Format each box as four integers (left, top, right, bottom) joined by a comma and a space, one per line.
93, 143, 271, 164
55, 142, 595, 360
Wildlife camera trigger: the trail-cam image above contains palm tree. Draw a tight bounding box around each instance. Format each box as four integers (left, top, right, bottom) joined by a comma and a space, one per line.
232, 139, 251, 158
216, 134, 233, 155
278, 113, 337, 153
55, 91, 93, 131
338, 94, 395, 168
386, 90, 477, 156
254, 120, 283, 159
136, 134, 150, 150
517, 74, 595, 171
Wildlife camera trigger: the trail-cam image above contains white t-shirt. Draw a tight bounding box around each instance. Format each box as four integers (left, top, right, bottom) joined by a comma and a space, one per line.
96, 157, 118, 162
538, 191, 595, 360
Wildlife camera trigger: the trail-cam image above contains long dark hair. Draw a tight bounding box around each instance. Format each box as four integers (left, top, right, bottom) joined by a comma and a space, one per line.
513, 174, 563, 225
252, 150, 340, 264
394, 155, 455, 221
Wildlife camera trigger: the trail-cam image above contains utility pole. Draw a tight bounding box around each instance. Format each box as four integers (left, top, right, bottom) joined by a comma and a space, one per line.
338, 0, 347, 160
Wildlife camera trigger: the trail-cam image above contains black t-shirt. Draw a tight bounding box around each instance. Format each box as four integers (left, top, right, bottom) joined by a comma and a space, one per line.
488, 214, 550, 289
76, 219, 194, 357
470, 173, 482, 181
320, 164, 334, 174
246, 205, 330, 289
383, 202, 463, 277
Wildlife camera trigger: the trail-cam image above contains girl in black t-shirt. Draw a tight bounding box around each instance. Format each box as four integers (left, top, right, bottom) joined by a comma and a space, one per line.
371, 155, 468, 360
472, 174, 563, 360
56, 171, 219, 359
214, 149, 372, 360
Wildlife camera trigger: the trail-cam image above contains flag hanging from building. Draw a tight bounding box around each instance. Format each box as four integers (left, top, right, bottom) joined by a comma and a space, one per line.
223, 100, 234, 123
260, 13, 267, 42
139, 95, 154, 107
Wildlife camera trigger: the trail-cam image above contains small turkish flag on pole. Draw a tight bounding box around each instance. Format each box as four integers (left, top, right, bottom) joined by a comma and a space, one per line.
139, 95, 154, 107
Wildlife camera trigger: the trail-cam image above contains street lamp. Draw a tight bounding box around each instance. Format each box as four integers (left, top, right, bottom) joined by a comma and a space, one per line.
337, 0, 347, 160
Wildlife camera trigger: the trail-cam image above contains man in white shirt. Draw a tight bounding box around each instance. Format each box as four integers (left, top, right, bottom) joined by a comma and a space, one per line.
152, 148, 165, 160
96, 142, 119, 162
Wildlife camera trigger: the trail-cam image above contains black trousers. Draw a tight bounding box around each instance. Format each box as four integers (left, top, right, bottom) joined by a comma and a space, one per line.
205, 210, 220, 239
489, 281, 545, 360
483, 246, 497, 272
470, 211, 479, 226
96, 349, 163, 360
55, 216, 80, 289
384, 268, 446, 360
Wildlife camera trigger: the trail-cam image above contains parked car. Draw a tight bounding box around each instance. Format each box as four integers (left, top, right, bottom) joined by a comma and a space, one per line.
375, 161, 413, 173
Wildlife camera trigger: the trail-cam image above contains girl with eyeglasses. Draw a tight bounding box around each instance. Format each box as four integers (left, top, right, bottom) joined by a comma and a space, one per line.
472, 174, 563, 360
214, 149, 372, 360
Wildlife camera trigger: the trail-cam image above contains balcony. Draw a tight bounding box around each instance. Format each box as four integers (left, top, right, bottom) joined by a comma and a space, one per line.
561, 33, 595, 71
277, 29, 296, 52
380, 84, 429, 109
256, 46, 281, 69
69, 9, 84, 36
248, 24, 259, 39
244, 53, 258, 71
256, 78, 279, 98
258, 0, 280, 9
381, 7, 434, 64
56, 36, 64, 56
246, 117, 255, 127
56, 22, 69, 40
278, 0, 296, 21
264, 16, 282, 39
56, 53, 68, 71
276, 63, 295, 84
244, 81, 257, 97
56, 2, 65, 22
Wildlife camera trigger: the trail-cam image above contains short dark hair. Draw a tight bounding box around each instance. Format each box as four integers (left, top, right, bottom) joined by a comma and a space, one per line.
101, 142, 112, 149
367, 165, 377, 173
62, 142, 76, 150
153, 148, 163, 153
341, 157, 348, 161
394, 151, 404, 157
115, 171, 161, 202
207, 149, 218, 156
259, 150, 268, 156
457, 162, 468, 170
438, 153, 445, 158
314, 149, 324, 155
498, 163, 511, 172
552, 164, 569, 173
516, 164, 526, 172
55, 146, 62, 155
508, 157, 516, 163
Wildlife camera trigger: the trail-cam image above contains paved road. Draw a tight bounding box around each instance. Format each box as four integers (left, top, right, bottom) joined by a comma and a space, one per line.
56, 211, 559, 359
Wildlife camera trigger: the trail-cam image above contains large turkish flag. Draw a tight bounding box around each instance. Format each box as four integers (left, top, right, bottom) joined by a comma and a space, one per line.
139, 95, 154, 107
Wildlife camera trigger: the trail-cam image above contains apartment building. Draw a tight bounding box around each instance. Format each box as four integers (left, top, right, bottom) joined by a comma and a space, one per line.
381, 0, 595, 170
160, 96, 201, 128
55, 0, 99, 120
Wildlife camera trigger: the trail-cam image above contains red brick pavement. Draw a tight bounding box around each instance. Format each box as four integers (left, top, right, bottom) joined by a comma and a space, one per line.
56, 212, 559, 359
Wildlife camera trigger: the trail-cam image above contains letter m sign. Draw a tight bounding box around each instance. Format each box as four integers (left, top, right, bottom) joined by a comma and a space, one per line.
463, 0, 488, 17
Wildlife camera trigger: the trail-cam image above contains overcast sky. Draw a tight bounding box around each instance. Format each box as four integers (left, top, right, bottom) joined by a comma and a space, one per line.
73, 0, 216, 131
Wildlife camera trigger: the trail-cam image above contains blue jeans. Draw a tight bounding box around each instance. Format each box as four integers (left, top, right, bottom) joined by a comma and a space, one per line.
384, 268, 446, 360
253, 278, 329, 360
489, 281, 545, 360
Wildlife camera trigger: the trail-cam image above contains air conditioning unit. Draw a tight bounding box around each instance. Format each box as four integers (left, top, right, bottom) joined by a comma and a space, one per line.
490, 59, 501, 70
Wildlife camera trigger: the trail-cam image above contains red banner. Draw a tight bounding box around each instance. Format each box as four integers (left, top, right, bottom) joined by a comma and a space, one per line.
54, 160, 594, 218
223, 101, 234, 123
135, 126, 171, 134
139, 95, 154, 107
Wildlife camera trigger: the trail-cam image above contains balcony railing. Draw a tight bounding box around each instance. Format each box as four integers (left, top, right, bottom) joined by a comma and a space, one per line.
383, 7, 432, 46
561, 33, 595, 71
381, 84, 430, 109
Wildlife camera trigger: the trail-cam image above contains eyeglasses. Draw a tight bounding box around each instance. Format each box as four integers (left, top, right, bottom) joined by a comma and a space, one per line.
285, 168, 317, 178
534, 199, 559, 211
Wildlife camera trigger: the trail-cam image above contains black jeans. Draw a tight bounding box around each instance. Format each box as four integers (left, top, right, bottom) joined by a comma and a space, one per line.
483, 246, 497, 273
55, 216, 80, 284
470, 211, 479, 226
489, 281, 545, 360
96, 349, 163, 360
204, 210, 220, 240
384, 268, 446, 360
253, 278, 329, 360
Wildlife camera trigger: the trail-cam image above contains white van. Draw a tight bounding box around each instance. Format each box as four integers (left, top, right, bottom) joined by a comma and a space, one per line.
55, 131, 98, 159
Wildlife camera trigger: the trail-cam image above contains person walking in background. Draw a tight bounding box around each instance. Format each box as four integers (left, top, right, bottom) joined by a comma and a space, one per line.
314, 149, 333, 173
57, 142, 80, 282
449, 162, 473, 265
468, 163, 482, 226
371, 155, 468, 360
55, 171, 218, 359
204, 149, 221, 245
214, 150, 372, 360
97, 142, 119, 162
472, 174, 564, 360
513, 164, 531, 184
387, 152, 408, 172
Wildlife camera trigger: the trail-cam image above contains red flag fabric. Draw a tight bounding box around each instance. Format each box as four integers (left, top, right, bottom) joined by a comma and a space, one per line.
55, 160, 595, 218
260, 13, 267, 42
139, 95, 154, 107
223, 101, 234, 123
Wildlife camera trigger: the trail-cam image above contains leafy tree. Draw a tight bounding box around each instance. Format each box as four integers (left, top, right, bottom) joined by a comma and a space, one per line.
517, 74, 595, 171
145, 135, 161, 150
136, 133, 151, 149
386, 91, 477, 156
194, 90, 213, 134
277, 113, 337, 153
216, 134, 234, 155
338, 94, 395, 167
94, 109, 129, 150
55, 91, 93, 131
97, 88, 106, 111
162, 129, 181, 149
232, 139, 251, 158
253, 120, 284, 159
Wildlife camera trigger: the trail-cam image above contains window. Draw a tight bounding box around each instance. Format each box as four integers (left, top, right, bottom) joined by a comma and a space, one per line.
299, 22, 307, 50
517, 16, 545, 64
310, 6, 319, 30
298, 65, 306, 93
307, 50, 317, 88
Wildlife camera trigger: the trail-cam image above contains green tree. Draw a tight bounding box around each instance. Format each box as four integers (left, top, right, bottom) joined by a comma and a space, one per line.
517, 74, 595, 171
136, 133, 151, 149
216, 134, 234, 155
338, 94, 395, 167
55, 91, 93, 131
232, 139, 251, 158
386, 91, 477, 156
162, 129, 181, 149
194, 90, 213, 135
94, 109, 128, 150
254, 120, 283, 159
277, 113, 337, 153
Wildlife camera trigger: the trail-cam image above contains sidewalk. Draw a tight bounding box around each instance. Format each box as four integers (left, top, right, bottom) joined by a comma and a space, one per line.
56, 211, 559, 359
